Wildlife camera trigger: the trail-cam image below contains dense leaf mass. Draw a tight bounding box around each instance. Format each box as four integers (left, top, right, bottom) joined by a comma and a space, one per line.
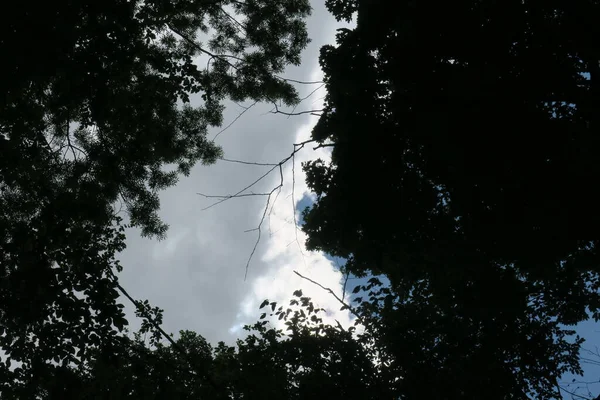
0, 0, 310, 395
3, 297, 390, 400
303, 0, 600, 398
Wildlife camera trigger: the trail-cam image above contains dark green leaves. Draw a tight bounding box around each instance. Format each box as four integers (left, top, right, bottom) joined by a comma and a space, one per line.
0, 1, 312, 396
301, 0, 600, 398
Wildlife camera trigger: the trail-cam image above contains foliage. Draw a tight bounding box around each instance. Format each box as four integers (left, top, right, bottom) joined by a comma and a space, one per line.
302, 0, 600, 398
9, 292, 390, 400
0, 0, 310, 395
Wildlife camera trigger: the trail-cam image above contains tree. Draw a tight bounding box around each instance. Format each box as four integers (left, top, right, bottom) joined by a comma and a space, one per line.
0, 0, 311, 395
303, 0, 600, 398
11, 292, 390, 400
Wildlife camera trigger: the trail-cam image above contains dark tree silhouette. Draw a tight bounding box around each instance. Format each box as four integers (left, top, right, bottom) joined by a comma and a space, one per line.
0, 0, 311, 395
303, 0, 600, 398
5, 293, 390, 400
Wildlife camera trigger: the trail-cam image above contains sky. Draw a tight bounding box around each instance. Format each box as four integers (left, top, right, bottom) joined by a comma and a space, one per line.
117, 0, 356, 345
112, 1, 600, 398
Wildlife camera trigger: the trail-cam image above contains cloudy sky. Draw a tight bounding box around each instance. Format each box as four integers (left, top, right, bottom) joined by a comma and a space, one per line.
113, 2, 600, 396
117, 0, 356, 345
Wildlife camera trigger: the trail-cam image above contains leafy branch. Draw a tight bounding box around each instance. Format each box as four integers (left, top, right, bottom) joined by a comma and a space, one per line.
293, 270, 364, 325
107, 270, 220, 391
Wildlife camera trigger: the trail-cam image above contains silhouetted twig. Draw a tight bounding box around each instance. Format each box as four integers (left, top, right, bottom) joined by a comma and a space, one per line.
212, 101, 257, 141
270, 103, 324, 117
219, 157, 278, 166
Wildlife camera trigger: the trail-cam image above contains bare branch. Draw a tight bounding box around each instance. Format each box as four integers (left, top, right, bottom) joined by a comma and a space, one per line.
342, 270, 350, 301
268, 184, 283, 237
201, 163, 280, 210
244, 164, 283, 280
233, 101, 253, 110
287, 83, 325, 119
198, 191, 272, 199
219, 157, 278, 166
313, 142, 335, 150
274, 76, 324, 85
270, 102, 324, 117
291, 147, 307, 269
213, 101, 257, 142
200, 139, 314, 210
558, 384, 594, 400
198, 139, 316, 278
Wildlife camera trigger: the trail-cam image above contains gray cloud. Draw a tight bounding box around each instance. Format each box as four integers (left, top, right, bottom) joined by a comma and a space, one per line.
117, 1, 342, 345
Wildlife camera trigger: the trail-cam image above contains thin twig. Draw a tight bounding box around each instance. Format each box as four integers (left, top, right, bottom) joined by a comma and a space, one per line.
558, 384, 594, 400
201, 163, 281, 210
199, 140, 315, 278
291, 147, 307, 269
314, 142, 335, 150
198, 191, 272, 199
287, 83, 325, 119
342, 270, 350, 301
274, 76, 324, 85
212, 101, 257, 142
244, 164, 283, 280
233, 101, 253, 110
219, 158, 278, 166
268, 185, 283, 237
270, 103, 324, 117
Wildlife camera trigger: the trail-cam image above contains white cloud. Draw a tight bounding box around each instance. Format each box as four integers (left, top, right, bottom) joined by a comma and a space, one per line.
233, 66, 357, 334
116, 0, 354, 346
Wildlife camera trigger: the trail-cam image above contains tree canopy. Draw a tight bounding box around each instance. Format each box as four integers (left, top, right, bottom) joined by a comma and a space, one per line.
302, 0, 600, 398
4, 293, 390, 400
0, 0, 310, 395
4, 0, 600, 399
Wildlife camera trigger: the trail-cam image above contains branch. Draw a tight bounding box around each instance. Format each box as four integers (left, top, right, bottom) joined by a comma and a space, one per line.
198, 140, 315, 278
200, 162, 281, 210
313, 142, 335, 150
166, 23, 244, 71
558, 385, 594, 400
219, 157, 278, 166
286, 83, 325, 119
291, 147, 307, 269
244, 164, 283, 280
219, 6, 247, 36
293, 270, 364, 325
198, 191, 273, 199
270, 102, 324, 117
341, 270, 350, 301
274, 76, 324, 85
107, 271, 220, 391
212, 101, 257, 142
200, 139, 314, 210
